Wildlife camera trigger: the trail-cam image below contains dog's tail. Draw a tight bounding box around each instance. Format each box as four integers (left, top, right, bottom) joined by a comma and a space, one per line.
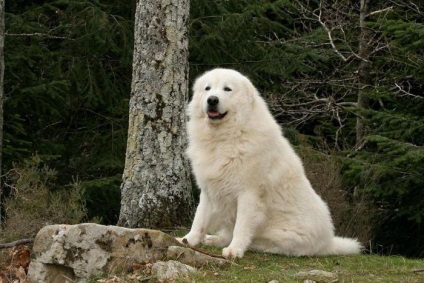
327, 237, 362, 255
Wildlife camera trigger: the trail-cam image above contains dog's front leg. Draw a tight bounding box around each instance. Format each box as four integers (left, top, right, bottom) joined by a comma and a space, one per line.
176, 191, 211, 246
223, 191, 265, 259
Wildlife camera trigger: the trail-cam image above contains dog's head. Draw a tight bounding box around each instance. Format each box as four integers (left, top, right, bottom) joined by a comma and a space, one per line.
188, 68, 257, 124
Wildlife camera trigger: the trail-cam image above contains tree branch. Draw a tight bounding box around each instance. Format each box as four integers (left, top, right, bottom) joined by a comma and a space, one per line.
367, 6, 394, 17
6, 32, 73, 40
394, 82, 423, 99
316, 1, 348, 62
0, 238, 34, 249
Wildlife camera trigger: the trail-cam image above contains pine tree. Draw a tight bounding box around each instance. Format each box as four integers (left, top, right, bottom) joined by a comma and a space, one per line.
190, 0, 315, 88
343, 3, 424, 256
0, 0, 4, 228
4, 0, 133, 223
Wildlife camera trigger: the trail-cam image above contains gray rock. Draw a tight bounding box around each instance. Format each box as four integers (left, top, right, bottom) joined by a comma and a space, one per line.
167, 246, 230, 267
27, 223, 180, 282
152, 260, 196, 281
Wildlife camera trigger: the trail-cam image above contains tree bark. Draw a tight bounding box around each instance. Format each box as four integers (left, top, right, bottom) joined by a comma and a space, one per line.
118, 0, 193, 228
0, 0, 5, 229
356, 0, 372, 147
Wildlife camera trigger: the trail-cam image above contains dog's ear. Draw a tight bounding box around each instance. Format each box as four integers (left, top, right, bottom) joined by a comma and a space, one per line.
242, 77, 258, 104
192, 71, 208, 96
188, 74, 205, 118
192, 78, 201, 96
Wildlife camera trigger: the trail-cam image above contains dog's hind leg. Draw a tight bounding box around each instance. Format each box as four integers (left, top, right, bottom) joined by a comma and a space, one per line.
250, 228, 324, 256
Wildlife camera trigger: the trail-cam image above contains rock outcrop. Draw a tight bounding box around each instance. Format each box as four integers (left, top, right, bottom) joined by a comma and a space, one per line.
27, 223, 180, 282
151, 260, 196, 281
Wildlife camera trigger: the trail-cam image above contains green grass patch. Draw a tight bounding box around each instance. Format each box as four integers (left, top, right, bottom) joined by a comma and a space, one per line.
177, 246, 423, 282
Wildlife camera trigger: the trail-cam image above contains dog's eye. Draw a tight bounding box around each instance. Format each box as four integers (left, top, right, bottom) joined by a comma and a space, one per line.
224, 87, 232, 92
205, 86, 211, 91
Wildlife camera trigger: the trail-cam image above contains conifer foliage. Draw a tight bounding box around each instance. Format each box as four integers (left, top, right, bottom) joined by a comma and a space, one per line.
3, 0, 133, 224
342, 4, 424, 256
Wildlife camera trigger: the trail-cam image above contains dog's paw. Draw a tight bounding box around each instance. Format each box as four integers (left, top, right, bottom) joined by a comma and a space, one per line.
176, 237, 188, 245
203, 235, 225, 247
176, 236, 196, 246
176, 232, 202, 246
222, 246, 245, 259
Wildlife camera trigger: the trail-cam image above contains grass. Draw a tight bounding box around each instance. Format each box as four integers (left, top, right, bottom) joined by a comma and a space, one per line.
171, 245, 424, 282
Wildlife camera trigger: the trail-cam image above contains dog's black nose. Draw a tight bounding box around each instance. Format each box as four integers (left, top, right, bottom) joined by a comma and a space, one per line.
207, 96, 219, 106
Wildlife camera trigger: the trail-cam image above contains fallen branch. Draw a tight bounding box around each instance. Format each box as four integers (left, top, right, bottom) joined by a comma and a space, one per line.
182, 238, 226, 260
0, 238, 34, 249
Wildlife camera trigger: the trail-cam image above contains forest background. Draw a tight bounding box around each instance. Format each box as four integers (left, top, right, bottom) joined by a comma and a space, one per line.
1, 0, 423, 258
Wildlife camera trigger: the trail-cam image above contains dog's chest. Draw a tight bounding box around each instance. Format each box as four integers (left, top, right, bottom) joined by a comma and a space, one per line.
193, 146, 243, 179
189, 137, 260, 198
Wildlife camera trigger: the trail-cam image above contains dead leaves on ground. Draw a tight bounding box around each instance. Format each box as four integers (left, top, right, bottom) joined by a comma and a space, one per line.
0, 245, 31, 283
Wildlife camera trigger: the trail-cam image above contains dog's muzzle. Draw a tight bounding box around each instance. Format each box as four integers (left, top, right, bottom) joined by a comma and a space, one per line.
207, 96, 227, 120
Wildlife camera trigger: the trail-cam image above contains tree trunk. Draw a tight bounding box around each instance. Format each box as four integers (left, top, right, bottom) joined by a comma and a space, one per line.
356, 0, 372, 147
118, 0, 193, 228
0, 0, 5, 229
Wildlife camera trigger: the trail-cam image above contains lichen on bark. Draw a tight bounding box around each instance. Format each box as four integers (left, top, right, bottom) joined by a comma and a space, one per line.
118, 0, 193, 229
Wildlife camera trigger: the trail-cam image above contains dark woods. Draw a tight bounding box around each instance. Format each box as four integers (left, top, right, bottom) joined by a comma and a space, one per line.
1, 0, 423, 257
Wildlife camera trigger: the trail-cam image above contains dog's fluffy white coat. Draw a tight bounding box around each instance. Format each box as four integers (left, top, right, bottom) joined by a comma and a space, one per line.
178, 69, 361, 258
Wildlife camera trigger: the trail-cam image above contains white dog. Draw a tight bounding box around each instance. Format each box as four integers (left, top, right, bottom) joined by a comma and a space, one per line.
177, 68, 361, 258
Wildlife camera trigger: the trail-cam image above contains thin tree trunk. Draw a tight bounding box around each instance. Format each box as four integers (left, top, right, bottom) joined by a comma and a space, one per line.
118, 0, 193, 228
0, 0, 5, 229
356, 0, 372, 148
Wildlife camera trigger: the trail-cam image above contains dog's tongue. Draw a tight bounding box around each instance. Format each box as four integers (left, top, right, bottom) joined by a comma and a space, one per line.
208, 111, 220, 117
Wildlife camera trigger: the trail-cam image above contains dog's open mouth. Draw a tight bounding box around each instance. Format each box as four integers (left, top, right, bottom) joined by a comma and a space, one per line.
208, 110, 227, 120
